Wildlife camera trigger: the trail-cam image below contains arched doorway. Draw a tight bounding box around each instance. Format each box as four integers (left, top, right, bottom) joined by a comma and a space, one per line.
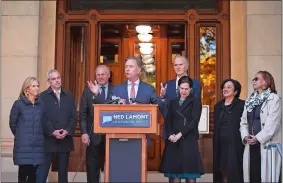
54, 0, 230, 172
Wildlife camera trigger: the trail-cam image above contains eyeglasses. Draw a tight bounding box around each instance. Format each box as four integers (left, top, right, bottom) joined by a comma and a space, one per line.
253, 77, 259, 81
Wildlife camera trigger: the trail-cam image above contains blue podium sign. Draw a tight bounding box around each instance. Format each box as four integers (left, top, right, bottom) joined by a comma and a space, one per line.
100, 111, 151, 127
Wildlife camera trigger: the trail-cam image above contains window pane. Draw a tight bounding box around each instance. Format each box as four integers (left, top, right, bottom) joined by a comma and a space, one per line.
171, 42, 185, 63
100, 42, 119, 64
200, 27, 216, 111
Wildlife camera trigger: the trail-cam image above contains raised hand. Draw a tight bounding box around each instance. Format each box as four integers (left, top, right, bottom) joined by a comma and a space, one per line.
160, 82, 167, 98
87, 80, 99, 96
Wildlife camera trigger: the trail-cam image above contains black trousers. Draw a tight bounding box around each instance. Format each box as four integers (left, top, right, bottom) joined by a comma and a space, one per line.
38, 152, 70, 183
86, 140, 105, 183
250, 143, 261, 183
18, 165, 37, 183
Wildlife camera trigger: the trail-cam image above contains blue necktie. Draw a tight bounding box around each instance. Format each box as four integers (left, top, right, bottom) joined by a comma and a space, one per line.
99, 86, 106, 102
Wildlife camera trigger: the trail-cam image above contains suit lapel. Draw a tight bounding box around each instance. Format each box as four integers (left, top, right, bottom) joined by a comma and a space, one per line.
124, 82, 130, 104
135, 81, 143, 102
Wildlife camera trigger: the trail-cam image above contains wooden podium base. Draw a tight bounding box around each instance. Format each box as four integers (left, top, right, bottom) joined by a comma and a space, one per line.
105, 134, 147, 182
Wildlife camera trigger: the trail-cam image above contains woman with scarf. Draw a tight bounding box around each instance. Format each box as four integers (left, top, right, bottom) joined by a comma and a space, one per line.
240, 71, 282, 183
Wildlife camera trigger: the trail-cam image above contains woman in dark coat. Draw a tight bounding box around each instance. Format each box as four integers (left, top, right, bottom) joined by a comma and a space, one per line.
160, 76, 204, 183
213, 79, 245, 183
9, 77, 45, 183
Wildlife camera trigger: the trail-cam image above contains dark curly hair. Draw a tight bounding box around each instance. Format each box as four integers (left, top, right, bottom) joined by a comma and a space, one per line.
178, 76, 193, 88
221, 79, 242, 98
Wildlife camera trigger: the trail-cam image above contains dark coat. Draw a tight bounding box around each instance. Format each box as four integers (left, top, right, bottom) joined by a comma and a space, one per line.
162, 79, 202, 139
9, 96, 45, 165
40, 87, 77, 152
79, 84, 114, 146
213, 98, 245, 183
159, 94, 204, 174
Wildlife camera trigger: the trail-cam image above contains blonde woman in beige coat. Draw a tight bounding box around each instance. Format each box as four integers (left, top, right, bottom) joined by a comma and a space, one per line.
240, 71, 282, 183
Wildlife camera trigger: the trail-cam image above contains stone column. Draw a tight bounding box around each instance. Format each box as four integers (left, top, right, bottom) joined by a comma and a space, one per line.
230, 1, 248, 99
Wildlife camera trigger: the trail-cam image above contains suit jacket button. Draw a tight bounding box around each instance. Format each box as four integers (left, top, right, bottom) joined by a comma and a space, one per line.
262, 123, 265, 126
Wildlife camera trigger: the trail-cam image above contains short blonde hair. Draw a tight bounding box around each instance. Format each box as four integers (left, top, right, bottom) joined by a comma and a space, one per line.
19, 77, 40, 99
173, 55, 189, 68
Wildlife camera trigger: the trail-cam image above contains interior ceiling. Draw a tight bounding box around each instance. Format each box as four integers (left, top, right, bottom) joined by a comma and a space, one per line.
101, 24, 185, 38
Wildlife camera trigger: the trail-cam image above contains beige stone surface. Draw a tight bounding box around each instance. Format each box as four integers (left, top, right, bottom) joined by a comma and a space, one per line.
0, 98, 16, 138
247, 15, 281, 56
1, 1, 39, 16
247, 1, 282, 15
230, 1, 248, 99
37, 1, 56, 90
2, 16, 39, 57
1, 57, 38, 98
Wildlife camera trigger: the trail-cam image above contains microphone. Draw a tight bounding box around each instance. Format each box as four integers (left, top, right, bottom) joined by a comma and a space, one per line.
130, 98, 136, 103
105, 98, 120, 104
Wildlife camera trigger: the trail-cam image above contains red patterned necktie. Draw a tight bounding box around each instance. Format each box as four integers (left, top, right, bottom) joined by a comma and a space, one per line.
130, 82, 135, 99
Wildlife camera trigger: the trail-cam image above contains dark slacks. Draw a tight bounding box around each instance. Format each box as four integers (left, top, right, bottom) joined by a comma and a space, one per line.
86, 140, 105, 183
18, 165, 37, 183
37, 152, 70, 183
250, 143, 261, 183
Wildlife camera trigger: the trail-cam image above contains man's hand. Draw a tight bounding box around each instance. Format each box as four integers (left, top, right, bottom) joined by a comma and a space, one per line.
52, 129, 64, 139
60, 130, 69, 138
160, 82, 167, 98
172, 132, 182, 142
87, 80, 99, 96
119, 98, 126, 104
81, 134, 90, 145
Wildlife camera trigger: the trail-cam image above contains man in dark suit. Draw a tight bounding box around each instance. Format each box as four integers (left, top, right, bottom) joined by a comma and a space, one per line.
112, 56, 166, 146
39, 69, 77, 183
79, 65, 114, 183
160, 56, 202, 138
113, 56, 165, 109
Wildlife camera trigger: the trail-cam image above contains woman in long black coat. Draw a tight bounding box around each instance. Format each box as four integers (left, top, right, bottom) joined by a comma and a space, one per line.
160, 76, 204, 183
213, 79, 245, 183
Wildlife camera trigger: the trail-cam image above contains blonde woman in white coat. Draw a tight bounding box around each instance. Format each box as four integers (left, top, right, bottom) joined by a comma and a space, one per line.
240, 71, 282, 183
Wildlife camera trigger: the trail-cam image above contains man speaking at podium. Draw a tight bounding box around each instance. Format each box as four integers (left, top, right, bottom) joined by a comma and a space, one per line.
112, 56, 166, 128
79, 65, 114, 183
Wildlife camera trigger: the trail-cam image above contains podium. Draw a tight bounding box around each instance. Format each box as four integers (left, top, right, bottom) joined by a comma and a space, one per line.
93, 104, 158, 182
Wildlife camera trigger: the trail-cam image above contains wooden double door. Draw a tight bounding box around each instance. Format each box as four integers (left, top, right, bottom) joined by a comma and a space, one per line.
55, 0, 231, 172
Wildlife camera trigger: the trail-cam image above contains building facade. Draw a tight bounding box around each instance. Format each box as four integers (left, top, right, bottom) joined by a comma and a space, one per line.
1, 1, 282, 182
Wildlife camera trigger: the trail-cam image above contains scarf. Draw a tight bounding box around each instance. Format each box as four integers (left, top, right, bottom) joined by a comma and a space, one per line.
245, 88, 271, 112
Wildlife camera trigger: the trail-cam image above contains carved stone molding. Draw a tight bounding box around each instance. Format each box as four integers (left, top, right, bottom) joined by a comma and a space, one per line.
1, 138, 13, 157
